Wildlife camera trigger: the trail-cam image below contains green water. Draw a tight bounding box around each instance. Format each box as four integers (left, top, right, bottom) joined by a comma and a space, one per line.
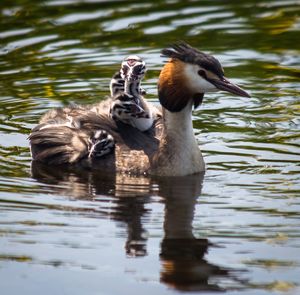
0, 0, 300, 294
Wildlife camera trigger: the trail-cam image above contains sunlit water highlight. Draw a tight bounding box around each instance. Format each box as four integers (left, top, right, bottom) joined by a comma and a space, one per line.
0, 0, 300, 294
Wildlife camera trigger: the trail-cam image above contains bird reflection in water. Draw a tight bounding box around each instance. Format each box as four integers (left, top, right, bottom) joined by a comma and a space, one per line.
158, 174, 229, 292
32, 161, 151, 257
31, 163, 244, 291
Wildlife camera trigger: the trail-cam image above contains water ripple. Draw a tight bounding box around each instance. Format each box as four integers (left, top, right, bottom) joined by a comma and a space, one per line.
0, 1, 300, 294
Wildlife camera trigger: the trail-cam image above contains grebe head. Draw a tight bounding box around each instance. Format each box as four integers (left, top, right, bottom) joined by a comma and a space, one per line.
121, 55, 146, 82
158, 42, 250, 112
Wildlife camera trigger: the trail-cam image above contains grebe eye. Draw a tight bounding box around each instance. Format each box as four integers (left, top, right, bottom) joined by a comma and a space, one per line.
133, 64, 146, 75
133, 65, 142, 73
198, 70, 206, 77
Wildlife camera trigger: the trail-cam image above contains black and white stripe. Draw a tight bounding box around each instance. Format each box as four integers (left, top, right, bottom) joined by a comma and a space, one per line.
109, 56, 154, 131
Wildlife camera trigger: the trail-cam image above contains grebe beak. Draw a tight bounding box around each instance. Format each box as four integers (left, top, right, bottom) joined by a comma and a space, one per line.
210, 77, 251, 98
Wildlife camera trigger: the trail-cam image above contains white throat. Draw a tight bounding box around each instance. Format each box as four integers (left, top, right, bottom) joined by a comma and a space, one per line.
156, 101, 205, 176
164, 102, 195, 142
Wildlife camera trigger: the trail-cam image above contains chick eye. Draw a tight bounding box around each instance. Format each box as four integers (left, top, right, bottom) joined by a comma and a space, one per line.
198, 70, 206, 77
133, 64, 143, 75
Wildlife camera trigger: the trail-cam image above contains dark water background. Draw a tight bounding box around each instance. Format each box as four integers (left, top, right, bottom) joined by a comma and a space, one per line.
0, 0, 300, 294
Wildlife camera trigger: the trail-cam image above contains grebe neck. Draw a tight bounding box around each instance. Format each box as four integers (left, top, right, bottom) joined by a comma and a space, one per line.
152, 101, 205, 176
124, 79, 141, 104
163, 102, 200, 161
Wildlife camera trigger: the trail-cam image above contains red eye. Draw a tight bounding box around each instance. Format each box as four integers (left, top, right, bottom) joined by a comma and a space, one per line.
198, 70, 206, 77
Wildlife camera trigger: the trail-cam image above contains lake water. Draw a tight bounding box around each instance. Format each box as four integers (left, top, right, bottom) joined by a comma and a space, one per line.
0, 0, 300, 294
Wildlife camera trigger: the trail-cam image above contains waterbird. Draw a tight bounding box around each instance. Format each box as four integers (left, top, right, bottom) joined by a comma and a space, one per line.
108, 55, 158, 131
29, 55, 156, 163
29, 42, 250, 176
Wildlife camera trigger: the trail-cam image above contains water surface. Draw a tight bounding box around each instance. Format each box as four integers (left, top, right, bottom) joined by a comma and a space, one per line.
0, 0, 300, 294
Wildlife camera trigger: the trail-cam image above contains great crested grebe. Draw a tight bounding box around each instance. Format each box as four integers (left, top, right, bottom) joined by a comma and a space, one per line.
29, 42, 250, 176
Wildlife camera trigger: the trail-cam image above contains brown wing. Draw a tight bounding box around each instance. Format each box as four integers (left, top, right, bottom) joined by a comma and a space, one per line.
29, 104, 163, 174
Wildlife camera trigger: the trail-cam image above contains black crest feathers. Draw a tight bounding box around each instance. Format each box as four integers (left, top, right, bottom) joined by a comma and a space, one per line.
161, 41, 224, 78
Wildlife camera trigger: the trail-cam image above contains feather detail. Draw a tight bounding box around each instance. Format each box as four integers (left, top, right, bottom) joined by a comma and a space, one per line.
161, 41, 224, 78
158, 59, 193, 113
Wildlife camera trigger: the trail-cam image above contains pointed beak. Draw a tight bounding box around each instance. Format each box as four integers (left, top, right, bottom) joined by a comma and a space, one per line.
210, 77, 251, 98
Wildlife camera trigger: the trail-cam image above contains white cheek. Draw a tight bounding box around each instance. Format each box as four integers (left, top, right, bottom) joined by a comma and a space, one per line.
184, 64, 217, 93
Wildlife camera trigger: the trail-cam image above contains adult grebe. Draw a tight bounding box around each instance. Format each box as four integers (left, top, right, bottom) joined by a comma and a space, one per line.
29, 42, 250, 176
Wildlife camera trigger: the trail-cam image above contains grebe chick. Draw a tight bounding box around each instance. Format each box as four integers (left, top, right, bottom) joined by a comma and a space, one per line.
109, 56, 158, 131
29, 42, 250, 176
109, 56, 147, 97
29, 57, 151, 164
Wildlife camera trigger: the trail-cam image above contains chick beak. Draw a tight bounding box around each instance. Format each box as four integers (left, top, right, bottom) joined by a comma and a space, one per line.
210, 77, 251, 98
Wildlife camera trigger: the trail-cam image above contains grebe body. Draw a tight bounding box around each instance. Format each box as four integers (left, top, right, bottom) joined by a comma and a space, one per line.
29, 42, 250, 176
